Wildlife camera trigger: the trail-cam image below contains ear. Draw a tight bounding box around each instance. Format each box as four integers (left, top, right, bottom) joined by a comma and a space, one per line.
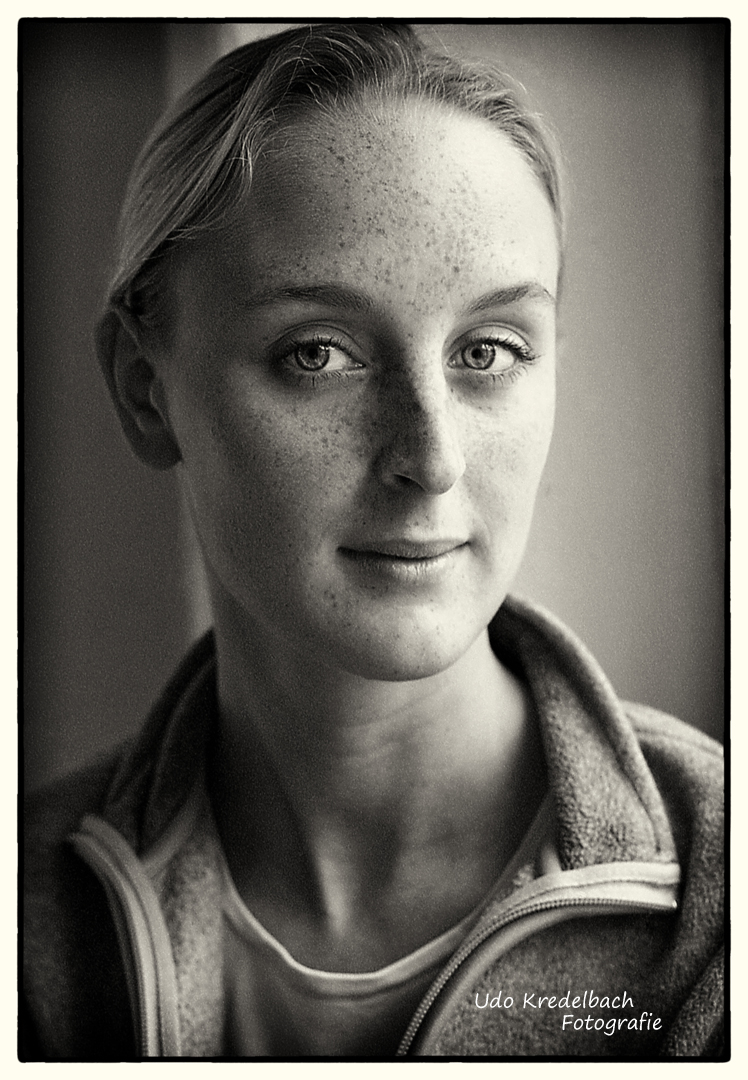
96, 308, 181, 470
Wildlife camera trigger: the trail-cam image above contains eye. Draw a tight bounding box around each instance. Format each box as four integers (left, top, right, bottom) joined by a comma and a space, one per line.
277, 331, 365, 386
451, 330, 537, 374
459, 341, 513, 371
292, 341, 341, 371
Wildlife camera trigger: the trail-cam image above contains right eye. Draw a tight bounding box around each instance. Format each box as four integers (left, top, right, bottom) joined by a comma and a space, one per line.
276, 332, 365, 387
290, 341, 344, 371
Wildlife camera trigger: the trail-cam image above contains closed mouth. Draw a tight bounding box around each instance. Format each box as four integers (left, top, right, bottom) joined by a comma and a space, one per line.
341, 539, 468, 561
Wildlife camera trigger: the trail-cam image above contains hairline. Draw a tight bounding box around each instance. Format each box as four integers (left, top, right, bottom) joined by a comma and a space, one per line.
111, 28, 565, 339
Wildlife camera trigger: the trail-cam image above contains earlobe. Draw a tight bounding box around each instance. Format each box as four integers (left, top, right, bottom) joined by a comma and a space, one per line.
96, 308, 181, 470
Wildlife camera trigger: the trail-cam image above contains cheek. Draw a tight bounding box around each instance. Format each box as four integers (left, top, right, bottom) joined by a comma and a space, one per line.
464, 377, 555, 559
471, 373, 555, 483
174, 378, 367, 559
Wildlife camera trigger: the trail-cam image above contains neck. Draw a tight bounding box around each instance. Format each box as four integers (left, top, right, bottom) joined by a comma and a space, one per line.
206, 579, 546, 969
211, 590, 527, 807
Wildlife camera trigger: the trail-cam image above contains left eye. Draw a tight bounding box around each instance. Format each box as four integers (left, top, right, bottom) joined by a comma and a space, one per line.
456, 338, 524, 371
460, 341, 507, 370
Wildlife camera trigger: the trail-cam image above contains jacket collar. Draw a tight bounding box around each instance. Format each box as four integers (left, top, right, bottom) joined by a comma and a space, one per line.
99, 596, 677, 868
491, 598, 676, 866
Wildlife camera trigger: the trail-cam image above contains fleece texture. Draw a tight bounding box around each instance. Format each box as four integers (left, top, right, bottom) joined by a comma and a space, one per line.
22, 597, 724, 1060
408, 706, 724, 1056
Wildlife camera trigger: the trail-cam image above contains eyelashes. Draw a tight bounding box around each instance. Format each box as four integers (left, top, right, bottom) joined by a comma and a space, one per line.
276, 329, 539, 389
283, 335, 364, 376
450, 333, 538, 381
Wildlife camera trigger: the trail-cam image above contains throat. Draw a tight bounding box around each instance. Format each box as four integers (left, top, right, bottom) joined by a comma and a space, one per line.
208, 633, 546, 972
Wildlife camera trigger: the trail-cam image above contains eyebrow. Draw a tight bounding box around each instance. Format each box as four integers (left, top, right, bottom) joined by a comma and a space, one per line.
244, 283, 375, 314
242, 280, 555, 314
466, 283, 557, 313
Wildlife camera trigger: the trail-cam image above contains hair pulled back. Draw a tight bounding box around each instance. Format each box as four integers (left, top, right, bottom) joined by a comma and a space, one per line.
108, 22, 562, 333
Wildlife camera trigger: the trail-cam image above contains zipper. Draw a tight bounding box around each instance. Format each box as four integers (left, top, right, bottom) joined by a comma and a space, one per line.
69, 815, 182, 1057
397, 877, 678, 1056
70, 810, 678, 1058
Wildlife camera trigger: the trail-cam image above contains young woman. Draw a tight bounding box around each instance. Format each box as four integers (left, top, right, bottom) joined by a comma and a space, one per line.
23, 23, 724, 1059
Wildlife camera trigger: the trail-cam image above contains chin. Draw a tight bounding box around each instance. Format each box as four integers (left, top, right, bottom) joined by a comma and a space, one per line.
329, 609, 488, 683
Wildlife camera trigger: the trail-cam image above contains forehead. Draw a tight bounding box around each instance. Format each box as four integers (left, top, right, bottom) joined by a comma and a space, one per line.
172, 100, 559, 318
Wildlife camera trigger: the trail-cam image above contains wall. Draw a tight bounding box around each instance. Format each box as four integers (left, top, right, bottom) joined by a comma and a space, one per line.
23, 21, 725, 789
22, 22, 189, 789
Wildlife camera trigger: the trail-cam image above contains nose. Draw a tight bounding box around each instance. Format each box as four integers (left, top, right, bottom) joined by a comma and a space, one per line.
376, 367, 466, 495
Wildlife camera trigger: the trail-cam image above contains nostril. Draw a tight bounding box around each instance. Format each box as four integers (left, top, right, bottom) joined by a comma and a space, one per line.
378, 394, 466, 496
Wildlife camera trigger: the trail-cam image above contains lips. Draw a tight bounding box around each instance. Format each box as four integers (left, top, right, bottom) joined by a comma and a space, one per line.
337, 538, 469, 588
342, 538, 468, 560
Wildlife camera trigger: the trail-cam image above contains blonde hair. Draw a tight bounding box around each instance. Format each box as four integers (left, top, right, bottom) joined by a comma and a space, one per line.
108, 23, 562, 333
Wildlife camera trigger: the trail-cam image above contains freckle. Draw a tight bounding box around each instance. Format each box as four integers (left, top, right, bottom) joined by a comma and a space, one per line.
452, 265, 460, 275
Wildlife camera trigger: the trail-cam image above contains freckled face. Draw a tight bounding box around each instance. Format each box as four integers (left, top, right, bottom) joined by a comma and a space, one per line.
160, 101, 559, 681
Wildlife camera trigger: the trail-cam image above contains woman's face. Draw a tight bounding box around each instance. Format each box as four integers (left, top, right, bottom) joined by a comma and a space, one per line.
158, 101, 559, 681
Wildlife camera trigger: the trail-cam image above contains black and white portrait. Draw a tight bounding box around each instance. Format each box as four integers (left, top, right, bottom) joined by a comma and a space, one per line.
21, 20, 726, 1061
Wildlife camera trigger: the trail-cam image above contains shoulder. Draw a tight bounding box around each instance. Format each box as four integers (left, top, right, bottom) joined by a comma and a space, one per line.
624, 701, 723, 838
26, 748, 126, 839
625, 701, 723, 759
23, 748, 135, 1060
627, 707, 725, 1058
626, 703, 723, 967
24, 747, 130, 864
624, 702, 723, 815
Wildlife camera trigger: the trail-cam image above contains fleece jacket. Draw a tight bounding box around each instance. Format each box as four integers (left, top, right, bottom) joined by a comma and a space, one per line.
22, 596, 725, 1059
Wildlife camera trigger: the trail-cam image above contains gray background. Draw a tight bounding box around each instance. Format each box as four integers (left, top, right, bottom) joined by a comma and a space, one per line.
22, 21, 725, 789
